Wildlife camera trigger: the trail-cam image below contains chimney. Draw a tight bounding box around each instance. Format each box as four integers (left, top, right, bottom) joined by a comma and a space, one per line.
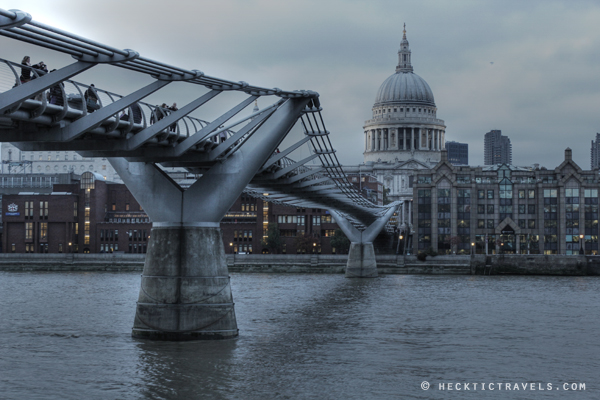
565, 148, 572, 161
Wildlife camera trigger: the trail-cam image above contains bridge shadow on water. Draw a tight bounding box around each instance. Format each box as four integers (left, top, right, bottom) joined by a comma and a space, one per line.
131, 275, 397, 399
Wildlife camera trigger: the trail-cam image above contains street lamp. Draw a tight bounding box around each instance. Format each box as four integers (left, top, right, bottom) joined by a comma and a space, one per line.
471, 242, 475, 256
579, 234, 584, 254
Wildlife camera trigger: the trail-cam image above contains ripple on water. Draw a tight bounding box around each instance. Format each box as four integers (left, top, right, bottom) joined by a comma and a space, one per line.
1, 272, 600, 399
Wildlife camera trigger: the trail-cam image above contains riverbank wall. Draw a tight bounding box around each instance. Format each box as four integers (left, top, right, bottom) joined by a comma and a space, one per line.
2, 253, 600, 275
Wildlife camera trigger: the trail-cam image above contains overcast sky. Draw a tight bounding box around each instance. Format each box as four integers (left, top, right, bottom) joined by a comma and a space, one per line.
2, 0, 600, 168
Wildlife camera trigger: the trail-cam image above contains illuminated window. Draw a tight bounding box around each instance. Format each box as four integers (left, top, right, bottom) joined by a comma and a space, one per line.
25, 222, 33, 240
40, 222, 48, 241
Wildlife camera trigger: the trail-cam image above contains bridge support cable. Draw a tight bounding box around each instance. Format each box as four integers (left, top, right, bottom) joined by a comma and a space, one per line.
107, 97, 310, 340
328, 206, 398, 278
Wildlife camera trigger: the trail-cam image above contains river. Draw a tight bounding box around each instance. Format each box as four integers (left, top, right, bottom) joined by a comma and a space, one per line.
0, 272, 598, 399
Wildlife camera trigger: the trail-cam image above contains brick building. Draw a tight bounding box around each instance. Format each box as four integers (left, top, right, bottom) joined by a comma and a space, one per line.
3, 172, 388, 255
221, 192, 342, 254
3, 172, 150, 253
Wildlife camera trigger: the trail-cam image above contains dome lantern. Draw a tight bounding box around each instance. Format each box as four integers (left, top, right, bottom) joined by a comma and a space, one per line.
396, 23, 413, 73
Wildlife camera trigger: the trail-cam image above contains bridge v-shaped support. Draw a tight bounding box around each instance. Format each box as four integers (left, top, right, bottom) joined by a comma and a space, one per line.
329, 206, 398, 278
108, 97, 311, 340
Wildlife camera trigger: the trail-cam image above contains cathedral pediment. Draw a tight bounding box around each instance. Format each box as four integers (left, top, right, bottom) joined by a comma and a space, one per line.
395, 159, 430, 170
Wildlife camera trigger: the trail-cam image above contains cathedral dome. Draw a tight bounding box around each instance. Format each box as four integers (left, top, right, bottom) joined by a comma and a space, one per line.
374, 72, 435, 107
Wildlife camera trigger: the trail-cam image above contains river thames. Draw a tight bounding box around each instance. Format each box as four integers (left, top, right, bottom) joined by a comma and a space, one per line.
0, 272, 598, 399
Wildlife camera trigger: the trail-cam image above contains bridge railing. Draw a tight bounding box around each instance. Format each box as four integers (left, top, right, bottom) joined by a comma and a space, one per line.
0, 56, 238, 144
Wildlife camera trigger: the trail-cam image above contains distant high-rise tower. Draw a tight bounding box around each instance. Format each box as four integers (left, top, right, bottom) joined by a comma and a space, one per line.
591, 133, 600, 169
484, 130, 512, 165
445, 141, 468, 165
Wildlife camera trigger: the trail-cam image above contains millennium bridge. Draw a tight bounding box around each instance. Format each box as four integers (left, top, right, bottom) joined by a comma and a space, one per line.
0, 8, 404, 340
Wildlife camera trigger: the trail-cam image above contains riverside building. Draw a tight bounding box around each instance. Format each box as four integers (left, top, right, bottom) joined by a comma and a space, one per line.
2, 171, 385, 255
413, 148, 599, 255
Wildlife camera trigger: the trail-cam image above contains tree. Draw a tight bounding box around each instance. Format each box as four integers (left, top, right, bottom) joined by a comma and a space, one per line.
330, 229, 350, 254
445, 235, 461, 254
261, 223, 283, 254
382, 187, 392, 205
294, 233, 316, 254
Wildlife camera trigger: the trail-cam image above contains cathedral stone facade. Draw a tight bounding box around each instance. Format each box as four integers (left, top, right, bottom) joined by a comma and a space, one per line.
345, 26, 446, 217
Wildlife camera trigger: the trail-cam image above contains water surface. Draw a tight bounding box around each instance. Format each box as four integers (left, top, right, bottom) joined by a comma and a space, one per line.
1, 272, 598, 399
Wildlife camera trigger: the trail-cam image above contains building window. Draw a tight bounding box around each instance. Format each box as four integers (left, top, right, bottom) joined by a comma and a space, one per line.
40, 222, 48, 241
111, 203, 116, 211
518, 190, 526, 199
487, 205, 494, 214
74, 201, 78, 217
487, 219, 495, 229
487, 190, 494, 199
39, 201, 48, 219
25, 201, 33, 219
11, 243, 16, 253
478, 190, 485, 199
25, 222, 33, 240
125, 203, 130, 211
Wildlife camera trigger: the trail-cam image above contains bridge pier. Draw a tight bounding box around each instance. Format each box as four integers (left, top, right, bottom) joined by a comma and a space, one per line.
133, 225, 237, 340
329, 206, 398, 278
107, 97, 310, 340
345, 242, 378, 278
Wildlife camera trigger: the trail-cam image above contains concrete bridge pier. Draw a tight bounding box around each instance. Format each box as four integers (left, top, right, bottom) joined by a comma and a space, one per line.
108, 97, 311, 340
346, 242, 378, 278
134, 223, 237, 340
329, 206, 398, 278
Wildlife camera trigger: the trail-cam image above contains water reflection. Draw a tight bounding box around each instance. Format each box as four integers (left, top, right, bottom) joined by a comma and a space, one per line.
135, 340, 238, 399
1, 272, 600, 399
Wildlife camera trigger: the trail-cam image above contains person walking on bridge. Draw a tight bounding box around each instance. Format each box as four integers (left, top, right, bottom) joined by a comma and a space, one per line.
19, 56, 31, 84
84, 84, 99, 113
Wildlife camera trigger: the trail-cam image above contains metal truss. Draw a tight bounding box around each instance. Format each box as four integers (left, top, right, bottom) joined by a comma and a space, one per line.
0, 7, 398, 231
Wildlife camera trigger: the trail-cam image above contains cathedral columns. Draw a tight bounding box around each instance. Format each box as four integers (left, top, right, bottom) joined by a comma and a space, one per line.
371, 129, 375, 151
402, 128, 406, 150
384, 128, 388, 150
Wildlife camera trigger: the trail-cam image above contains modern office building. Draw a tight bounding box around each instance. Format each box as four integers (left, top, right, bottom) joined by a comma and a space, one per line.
445, 141, 468, 165
590, 133, 600, 169
484, 130, 512, 165
413, 148, 599, 255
